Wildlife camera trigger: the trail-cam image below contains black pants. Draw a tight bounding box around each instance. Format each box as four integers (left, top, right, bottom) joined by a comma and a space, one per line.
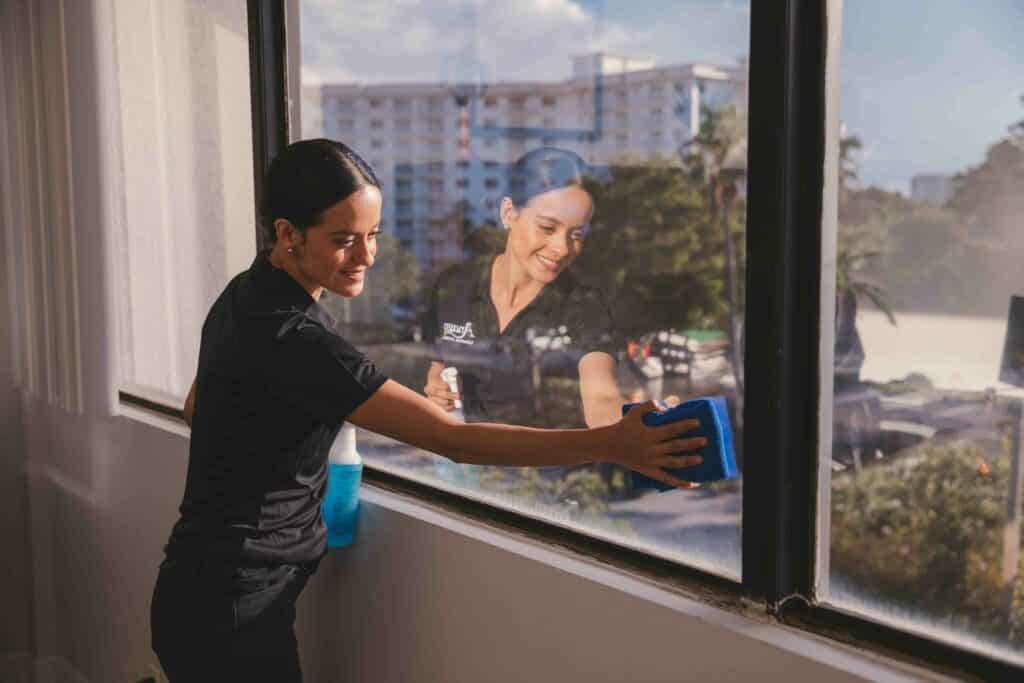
151, 556, 318, 683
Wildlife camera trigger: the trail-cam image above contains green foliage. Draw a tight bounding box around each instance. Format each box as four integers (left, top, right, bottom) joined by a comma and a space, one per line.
463, 224, 508, 259
831, 436, 1024, 643
950, 135, 1024, 244
366, 233, 420, 307
576, 159, 745, 339
838, 97, 1024, 317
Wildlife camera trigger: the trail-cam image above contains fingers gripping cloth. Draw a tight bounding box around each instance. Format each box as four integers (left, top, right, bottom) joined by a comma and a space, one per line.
622, 397, 738, 490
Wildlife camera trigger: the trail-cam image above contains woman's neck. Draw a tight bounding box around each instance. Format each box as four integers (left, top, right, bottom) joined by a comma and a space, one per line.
491, 252, 542, 310
269, 244, 323, 301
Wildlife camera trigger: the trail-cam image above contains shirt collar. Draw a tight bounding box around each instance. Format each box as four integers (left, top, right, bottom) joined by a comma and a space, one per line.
251, 250, 316, 308
250, 250, 339, 330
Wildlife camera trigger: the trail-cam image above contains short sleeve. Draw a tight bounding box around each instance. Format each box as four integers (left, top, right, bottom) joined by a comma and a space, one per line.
567, 287, 619, 359
262, 316, 388, 425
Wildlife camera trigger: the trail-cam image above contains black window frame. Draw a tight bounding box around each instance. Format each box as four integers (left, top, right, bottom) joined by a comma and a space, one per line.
130, 1, 1024, 679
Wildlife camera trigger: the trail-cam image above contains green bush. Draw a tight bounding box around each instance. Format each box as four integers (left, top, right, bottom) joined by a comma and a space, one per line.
831, 435, 1024, 644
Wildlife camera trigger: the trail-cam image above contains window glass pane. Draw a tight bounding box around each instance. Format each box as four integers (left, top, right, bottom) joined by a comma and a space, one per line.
827, 0, 1024, 662
298, 0, 749, 578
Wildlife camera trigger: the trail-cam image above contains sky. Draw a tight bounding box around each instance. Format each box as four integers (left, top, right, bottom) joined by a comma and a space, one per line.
301, 0, 1023, 192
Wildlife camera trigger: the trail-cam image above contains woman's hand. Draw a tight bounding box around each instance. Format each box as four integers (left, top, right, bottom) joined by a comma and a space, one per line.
424, 361, 460, 412
605, 400, 706, 489
352, 382, 705, 480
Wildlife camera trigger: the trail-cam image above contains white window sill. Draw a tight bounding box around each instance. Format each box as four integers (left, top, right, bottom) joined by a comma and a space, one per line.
360, 483, 953, 683
117, 396, 190, 439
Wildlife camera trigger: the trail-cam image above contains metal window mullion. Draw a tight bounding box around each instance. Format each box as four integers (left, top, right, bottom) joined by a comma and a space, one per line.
742, 0, 827, 609
247, 0, 289, 252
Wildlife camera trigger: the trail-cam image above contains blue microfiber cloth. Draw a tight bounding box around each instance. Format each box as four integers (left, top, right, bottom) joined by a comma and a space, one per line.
622, 396, 738, 490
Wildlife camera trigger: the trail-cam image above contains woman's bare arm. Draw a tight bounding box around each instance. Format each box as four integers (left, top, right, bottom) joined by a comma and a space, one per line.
578, 351, 626, 427
347, 379, 704, 488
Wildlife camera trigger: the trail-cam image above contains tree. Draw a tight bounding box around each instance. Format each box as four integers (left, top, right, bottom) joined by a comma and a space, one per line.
1012, 94, 1024, 137
463, 222, 507, 259
576, 160, 737, 339
950, 132, 1024, 247
944, 98, 1024, 315
681, 106, 748, 398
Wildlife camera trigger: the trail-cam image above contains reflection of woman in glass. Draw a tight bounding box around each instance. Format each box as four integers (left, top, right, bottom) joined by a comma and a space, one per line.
423, 148, 624, 428
152, 140, 704, 682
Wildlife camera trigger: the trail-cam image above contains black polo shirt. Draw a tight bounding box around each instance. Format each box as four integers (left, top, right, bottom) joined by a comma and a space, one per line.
164, 251, 388, 566
423, 256, 617, 427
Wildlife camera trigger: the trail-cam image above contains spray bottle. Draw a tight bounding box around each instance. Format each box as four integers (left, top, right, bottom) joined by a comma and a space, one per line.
439, 366, 465, 422
322, 423, 362, 548
436, 366, 477, 486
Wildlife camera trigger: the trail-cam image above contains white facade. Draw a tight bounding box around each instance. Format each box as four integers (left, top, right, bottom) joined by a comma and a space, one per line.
301, 53, 747, 278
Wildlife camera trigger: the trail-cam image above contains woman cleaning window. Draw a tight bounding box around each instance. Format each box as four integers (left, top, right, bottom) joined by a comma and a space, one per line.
150, 139, 704, 682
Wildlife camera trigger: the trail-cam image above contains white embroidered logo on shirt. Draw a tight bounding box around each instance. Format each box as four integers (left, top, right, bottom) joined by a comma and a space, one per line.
442, 321, 476, 345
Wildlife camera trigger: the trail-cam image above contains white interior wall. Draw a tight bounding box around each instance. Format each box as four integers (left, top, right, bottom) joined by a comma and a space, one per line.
0, 0, 941, 681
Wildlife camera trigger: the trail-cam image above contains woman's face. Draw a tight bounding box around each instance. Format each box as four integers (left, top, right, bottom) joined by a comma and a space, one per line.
285, 185, 383, 298
502, 185, 593, 284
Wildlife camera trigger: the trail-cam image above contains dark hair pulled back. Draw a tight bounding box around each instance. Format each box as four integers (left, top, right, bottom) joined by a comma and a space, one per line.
507, 146, 588, 207
261, 138, 379, 244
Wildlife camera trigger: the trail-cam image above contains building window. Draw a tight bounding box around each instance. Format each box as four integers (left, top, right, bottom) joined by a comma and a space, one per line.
541, 95, 557, 107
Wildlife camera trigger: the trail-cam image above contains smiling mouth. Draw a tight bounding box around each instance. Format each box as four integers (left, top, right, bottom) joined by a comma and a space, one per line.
536, 255, 561, 271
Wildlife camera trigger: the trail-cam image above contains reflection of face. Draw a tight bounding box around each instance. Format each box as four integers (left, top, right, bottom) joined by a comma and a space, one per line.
286, 185, 383, 298
504, 185, 593, 284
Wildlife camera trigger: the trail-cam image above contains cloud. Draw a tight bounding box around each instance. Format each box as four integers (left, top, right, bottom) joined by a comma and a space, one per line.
299, 0, 752, 108
299, 0, 660, 86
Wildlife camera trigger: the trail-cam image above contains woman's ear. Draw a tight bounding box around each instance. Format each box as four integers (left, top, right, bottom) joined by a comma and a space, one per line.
275, 218, 298, 248
499, 197, 516, 229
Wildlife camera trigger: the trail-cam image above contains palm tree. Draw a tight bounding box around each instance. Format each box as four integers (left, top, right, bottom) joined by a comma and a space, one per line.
835, 132, 896, 387
836, 248, 896, 326
681, 107, 748, 410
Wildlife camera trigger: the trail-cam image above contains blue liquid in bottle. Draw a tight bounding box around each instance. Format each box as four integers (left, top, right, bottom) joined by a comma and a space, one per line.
322, 424, 362, 548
